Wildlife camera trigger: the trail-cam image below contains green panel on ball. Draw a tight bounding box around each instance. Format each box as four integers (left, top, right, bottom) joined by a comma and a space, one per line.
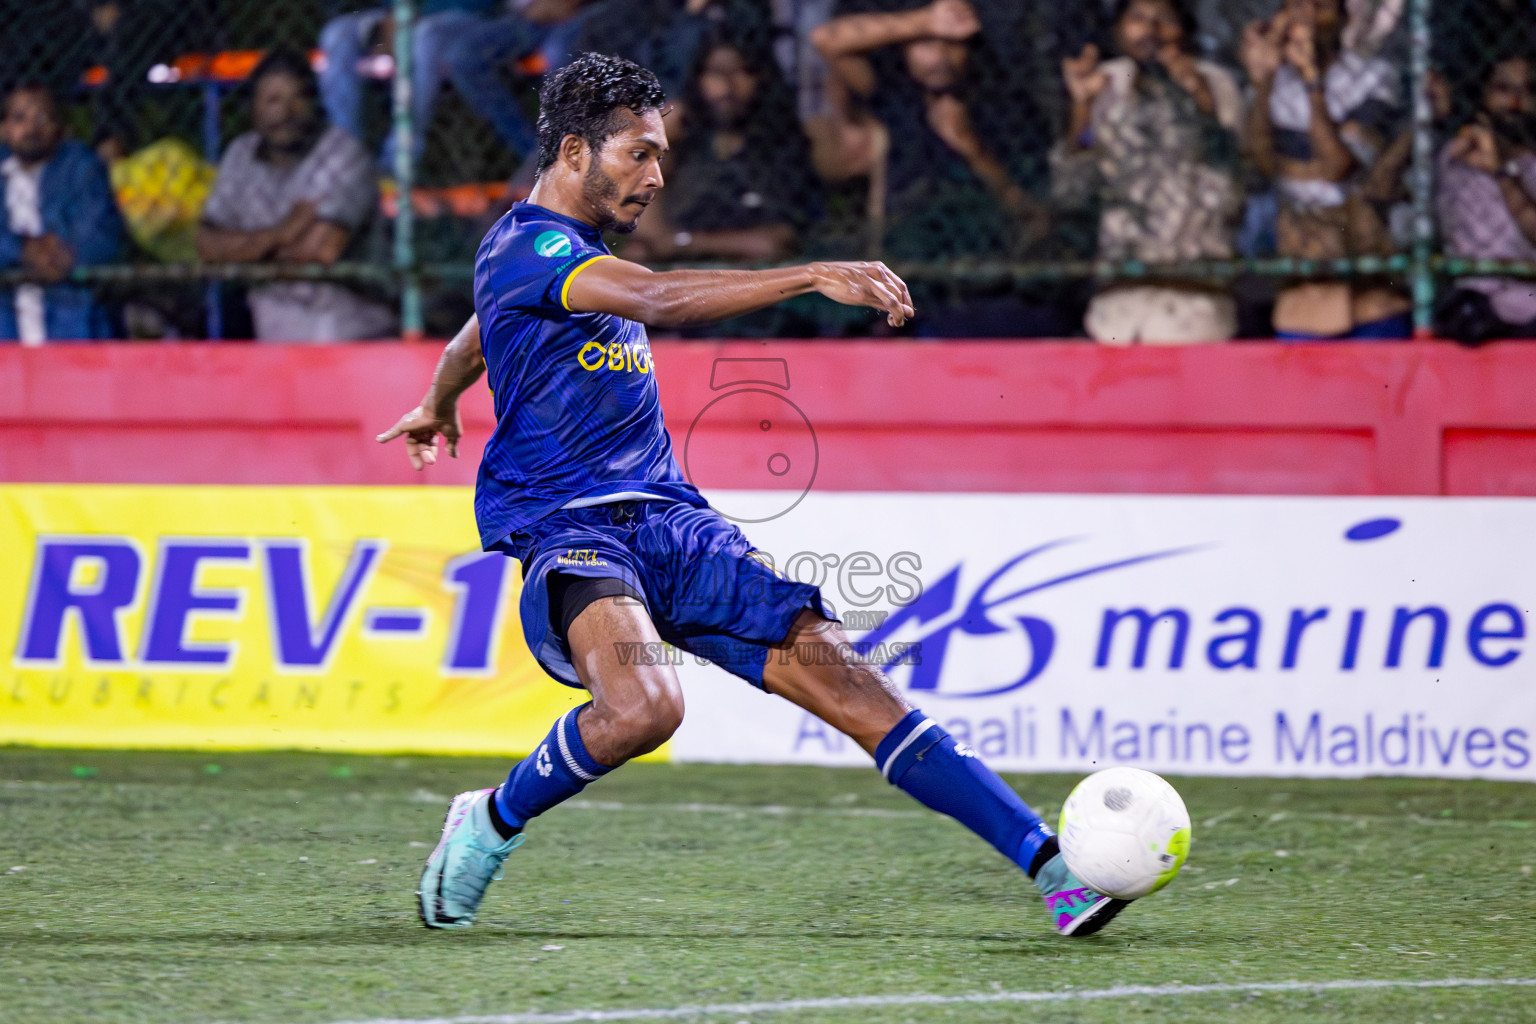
1148, 825, 1191, 894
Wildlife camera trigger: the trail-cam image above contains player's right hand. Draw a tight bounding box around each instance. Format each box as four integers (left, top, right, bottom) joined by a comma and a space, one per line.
810, 261, 915, 327
376, 404, 462, 471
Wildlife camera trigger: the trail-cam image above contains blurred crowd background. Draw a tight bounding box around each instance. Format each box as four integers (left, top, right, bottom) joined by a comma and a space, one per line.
2, 0, 1534, 343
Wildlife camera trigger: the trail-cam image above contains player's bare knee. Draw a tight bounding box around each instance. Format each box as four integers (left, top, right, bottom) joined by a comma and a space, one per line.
632, 674, 685, 747
592, 670, 684, 756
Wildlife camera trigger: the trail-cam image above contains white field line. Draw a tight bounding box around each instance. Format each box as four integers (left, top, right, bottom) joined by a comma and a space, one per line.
305, 977, 1536, 1024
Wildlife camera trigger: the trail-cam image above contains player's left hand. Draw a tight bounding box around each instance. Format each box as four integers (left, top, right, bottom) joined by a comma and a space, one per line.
810, 261, 915, 327
376, 403, 462, 471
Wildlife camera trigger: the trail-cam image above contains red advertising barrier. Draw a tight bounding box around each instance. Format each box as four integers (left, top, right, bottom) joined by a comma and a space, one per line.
1, 341, 1534, 495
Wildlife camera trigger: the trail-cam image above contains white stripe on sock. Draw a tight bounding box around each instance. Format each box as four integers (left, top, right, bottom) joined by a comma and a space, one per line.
879, 717, 937, 780
556, 710, 599, 782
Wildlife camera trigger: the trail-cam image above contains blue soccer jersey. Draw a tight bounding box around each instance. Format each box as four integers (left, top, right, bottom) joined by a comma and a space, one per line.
470, 201, 705, 549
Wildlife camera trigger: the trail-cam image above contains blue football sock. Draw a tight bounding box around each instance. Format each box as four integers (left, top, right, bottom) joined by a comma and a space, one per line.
874, 709, 1055, 876
493, 704, 612, 831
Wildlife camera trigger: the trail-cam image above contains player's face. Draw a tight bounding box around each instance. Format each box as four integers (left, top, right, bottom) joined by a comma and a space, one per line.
902, 39, 968, 92
2, 89, 63, 166
1117, 0, 1184, 63
698, 45, 759, 125
584, 108, 668, 234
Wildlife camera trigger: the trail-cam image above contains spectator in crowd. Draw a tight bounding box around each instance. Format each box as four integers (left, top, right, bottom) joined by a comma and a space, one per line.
1052, 0, 1245, 344
1435, 48, 1536, 342
624, 28, 817, 264
319, 0, 500, 170
0, 83, 125, 342
5, 1, 207, 162
442, 0, 595, 178
1242, 0, 1411, 339
196, 48, 396, 342
575, 0, 776, 99
773, 0, 838, 121
85, 1, 212, 161
1433, 0, 1536, 122
1353, 65, 1450, 253
814, 0, 1067, 335
814, 0, 1047, 256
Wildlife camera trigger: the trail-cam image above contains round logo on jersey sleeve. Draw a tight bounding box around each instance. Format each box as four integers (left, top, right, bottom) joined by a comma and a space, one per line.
534, 230, 574, 258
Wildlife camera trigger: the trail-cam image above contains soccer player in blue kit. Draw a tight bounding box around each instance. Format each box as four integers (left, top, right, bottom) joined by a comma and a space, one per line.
378, 53, 1128, 937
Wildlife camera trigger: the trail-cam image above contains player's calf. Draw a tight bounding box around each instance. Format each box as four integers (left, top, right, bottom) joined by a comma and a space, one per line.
763, 612, 908, 751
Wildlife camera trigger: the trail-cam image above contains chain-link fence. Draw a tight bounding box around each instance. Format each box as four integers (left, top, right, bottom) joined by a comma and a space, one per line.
0, 0, 1531, 340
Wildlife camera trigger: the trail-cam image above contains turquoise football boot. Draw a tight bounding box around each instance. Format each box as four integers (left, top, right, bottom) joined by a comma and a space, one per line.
417, 789, 524, 929
1033, 852, 1131, 936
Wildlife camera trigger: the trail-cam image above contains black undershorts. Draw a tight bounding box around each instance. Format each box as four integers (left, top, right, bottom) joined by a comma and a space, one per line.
547, 572, 645, 646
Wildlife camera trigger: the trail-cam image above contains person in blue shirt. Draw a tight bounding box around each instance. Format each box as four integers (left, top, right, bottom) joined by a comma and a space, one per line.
442, 0, 597, 177
318, 0, 503, 170
379, 52, 1127, 940
0, 84, 125, 342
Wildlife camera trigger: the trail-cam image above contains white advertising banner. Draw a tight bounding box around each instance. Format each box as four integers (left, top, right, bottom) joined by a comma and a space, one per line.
670, 493, 1535, 781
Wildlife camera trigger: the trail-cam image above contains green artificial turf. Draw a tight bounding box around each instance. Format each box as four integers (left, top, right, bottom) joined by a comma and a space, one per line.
1, 748, 1532, 1024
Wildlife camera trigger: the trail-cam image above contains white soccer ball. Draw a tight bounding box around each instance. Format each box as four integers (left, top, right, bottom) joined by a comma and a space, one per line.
1058, 766, 1192, 900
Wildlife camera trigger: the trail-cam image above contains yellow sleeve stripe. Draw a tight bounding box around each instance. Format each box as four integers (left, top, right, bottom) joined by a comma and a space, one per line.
560, 254, 617, 311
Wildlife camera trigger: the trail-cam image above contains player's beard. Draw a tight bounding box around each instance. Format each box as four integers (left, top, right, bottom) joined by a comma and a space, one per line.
584, 160, 643, 234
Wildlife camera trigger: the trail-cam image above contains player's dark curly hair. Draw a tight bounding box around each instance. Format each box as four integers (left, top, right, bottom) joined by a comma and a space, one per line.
535, 53, 667, 175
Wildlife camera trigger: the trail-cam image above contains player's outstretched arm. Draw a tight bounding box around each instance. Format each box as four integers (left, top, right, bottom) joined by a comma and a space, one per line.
566, 257, 915, 328
376, 315, 485, 470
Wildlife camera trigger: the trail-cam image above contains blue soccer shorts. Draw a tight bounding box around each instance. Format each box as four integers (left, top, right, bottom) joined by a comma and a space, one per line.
496, 500, 838, 689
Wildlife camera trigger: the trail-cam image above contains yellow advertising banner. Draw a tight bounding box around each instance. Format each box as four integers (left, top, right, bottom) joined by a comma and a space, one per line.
0, 485, 591, 755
